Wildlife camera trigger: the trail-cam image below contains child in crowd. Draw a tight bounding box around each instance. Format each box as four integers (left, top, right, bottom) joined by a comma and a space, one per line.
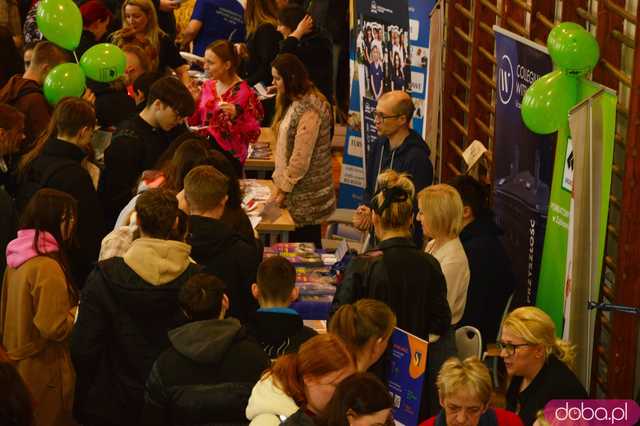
142, 273, 270, 425
247, 255, 317, 358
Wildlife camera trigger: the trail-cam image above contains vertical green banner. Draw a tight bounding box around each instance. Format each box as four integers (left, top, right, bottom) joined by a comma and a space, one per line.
535, 80, 616, 334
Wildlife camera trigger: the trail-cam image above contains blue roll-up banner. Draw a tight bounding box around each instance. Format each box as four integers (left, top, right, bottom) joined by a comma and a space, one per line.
492, 27, 555, 308
339, 0, 434, 209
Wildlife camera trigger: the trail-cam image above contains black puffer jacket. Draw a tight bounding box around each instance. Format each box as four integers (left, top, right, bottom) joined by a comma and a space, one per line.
188, 215, 261, 323
142, 318, 270, 426
330, 237, 451, 340
71, 242, 201, 426
246, 309, 317, 359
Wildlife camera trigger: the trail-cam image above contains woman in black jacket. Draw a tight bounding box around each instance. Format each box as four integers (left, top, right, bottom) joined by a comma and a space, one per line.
17, 97, 106, 288
242, 0, 283, 87
330, 169, 453, 421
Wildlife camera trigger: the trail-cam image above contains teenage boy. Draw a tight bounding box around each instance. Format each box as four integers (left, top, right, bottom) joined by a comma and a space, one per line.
142, 273, 269, 425
99, 76, 195, 227
0, 41, 67, 146
182, 165, 261, 323
71, 188, 200, 426
247, 256, 317, 358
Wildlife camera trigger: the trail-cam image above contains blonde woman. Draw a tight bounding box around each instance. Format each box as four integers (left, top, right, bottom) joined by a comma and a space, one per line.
419, 357, 524, 426
331, 169, 452, 420
329, 299, 397, 372
269, 53, 334, 245
418, 184, 470, 327
111, 0, 189, 84
499, 306, 587, 425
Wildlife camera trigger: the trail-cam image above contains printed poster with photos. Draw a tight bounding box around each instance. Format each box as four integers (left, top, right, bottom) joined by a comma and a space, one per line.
354, 0, 410, 160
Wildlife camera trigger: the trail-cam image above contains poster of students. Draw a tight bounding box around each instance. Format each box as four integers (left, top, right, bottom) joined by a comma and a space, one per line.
387, 327, 428, 426
353, 0, 410, 154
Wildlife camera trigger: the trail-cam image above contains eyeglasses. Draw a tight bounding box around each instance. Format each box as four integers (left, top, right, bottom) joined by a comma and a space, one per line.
374, 112, 403, 122
496, 341, 531, 356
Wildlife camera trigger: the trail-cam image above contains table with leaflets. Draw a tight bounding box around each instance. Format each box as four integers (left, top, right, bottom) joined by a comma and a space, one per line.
244, 128, 275, 178
241, 179, 295, 243
263, 242, 337, 321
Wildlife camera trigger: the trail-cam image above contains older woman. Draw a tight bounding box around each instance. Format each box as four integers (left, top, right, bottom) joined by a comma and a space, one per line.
500, 307, 587, 425
269, 53, 334, 245
419, 357, 524, 426
111, 0, 189, 84
418, 184, 470, 328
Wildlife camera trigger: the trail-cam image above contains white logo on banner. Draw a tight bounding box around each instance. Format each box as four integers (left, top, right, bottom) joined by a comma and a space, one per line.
562, 138, 574, 192
340, 164, 365, 188
409, 19, 419, 41
499, 54, 514, 105
411, 71, 424, 93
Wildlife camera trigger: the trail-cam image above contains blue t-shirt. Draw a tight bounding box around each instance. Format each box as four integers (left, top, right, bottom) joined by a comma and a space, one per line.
191, 0, 245, 56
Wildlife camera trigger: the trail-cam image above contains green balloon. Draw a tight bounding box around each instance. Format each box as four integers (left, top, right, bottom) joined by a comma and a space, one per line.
547, 22, 600, 76
36, 0, 83, 50
521, 70, 578, 134
43, 63, 86, 105
80, 43, 127, 83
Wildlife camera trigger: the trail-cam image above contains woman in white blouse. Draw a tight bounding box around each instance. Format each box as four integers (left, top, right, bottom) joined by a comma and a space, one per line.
418, 184, 470, 327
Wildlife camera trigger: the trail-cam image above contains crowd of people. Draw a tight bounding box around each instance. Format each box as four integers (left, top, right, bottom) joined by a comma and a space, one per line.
1, 0, 591, 425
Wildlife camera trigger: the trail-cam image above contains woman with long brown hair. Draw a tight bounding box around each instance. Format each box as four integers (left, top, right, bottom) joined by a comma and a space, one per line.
190, 40, 263, 169
246, 333, 356, 425
269, 53, 334, 245
0, 188, 79, 426
242, 0, 282, 86
111, 0, 189, 84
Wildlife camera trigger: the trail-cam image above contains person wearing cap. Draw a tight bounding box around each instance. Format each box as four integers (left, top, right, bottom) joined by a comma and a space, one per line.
78, 0, 114, 57
330, 168, 451, 422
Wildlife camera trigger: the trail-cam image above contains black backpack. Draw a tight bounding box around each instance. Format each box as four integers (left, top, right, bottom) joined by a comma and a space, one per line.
16, 158, 77, 212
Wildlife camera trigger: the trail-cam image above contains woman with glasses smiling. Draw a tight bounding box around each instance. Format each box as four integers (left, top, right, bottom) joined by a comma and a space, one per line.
419, 357, 523, 426
499, 307, 587, 425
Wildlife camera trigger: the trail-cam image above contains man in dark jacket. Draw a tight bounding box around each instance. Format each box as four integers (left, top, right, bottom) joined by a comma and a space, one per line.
71, 188, 201, 426
247, 256, 317, 358
353, 91, 433, 246
0, 41, 67, 147
451, 175, 516, 346
99, 76, 194, 227
17, 98, 106, 287
182, 165, 260, 323
277, 4, 334, 104
142, 273, 270, 425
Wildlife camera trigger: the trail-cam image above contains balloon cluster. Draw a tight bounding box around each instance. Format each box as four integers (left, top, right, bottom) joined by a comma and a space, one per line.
521, 22, 600, 134
36, 0, 127, 104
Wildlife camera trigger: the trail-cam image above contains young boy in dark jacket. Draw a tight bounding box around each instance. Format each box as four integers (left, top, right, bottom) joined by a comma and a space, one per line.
142, 273, 270, 425
247, 256, 317, 358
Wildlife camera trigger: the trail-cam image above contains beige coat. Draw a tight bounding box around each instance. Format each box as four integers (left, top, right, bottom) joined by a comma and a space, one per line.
0, 256, 78, 426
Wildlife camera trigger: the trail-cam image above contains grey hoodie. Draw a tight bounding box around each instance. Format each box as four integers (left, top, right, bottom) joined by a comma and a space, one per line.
168, 317, 242, 363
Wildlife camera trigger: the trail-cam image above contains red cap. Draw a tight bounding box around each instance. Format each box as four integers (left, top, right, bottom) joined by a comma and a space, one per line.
80, 0, 113, 27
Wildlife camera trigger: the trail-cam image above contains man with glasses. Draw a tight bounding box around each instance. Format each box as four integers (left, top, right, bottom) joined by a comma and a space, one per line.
353, 90, 433, 246
99, 76, 195, 227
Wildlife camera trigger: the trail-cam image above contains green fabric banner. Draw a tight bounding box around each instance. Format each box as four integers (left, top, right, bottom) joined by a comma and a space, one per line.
535, 80, 616, 334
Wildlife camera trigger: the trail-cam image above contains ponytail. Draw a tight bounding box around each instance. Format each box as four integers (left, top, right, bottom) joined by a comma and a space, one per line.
329, 299, 397, 355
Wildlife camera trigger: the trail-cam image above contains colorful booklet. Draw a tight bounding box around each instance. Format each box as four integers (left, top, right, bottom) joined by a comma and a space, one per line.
387, 327, 429, 426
